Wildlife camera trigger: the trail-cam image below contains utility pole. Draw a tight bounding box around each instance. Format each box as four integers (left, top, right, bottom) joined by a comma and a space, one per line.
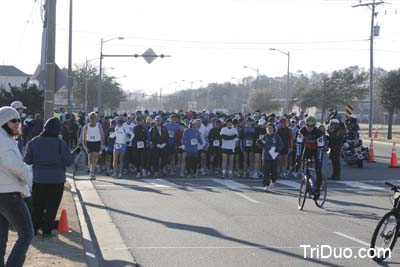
353, 0, 385, 138
67, 0, 73, 112
43, 0, 57, 120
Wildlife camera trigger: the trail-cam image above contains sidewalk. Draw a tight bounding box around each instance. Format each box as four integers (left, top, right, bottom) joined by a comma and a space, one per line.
5, 182, 87, 267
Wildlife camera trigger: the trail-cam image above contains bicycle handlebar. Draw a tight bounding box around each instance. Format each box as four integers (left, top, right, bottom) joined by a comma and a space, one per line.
385, 182, 399, 191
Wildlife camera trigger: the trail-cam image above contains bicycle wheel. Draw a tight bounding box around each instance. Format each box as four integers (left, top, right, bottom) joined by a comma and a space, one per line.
298, 178, 307, 210
370, 210, 400, 262
315, 178, 327, 208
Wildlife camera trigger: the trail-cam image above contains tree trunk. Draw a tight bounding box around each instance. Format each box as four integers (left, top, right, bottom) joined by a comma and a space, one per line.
388, 106, 394, 140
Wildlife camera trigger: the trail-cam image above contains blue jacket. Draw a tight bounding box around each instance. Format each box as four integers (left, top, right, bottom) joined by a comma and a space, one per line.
164, 122, 180, 144
182, 128, 203, 153
24, 136, 74, 184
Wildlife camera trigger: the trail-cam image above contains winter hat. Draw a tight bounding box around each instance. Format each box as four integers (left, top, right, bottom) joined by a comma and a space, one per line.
0, 107, 20, 127
41, 117, 61, 137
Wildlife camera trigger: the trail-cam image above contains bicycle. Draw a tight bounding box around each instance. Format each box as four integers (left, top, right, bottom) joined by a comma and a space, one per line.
298, 159, 327, 210
369, 182, 400, 262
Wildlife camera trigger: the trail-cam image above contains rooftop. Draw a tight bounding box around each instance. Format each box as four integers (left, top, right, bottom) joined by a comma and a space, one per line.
0, 65, 28, 77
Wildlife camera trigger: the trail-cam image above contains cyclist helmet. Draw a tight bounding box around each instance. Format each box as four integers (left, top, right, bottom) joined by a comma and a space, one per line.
305, 116, 316, 127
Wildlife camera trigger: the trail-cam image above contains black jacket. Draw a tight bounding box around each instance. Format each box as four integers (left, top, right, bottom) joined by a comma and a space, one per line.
150, 125, 169, 148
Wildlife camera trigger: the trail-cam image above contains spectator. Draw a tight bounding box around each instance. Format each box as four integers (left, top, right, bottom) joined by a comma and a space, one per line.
277, 117, 292, 178
24, 117, 75, 237
30, 113, 44, 139
149, 116, 169, 177
260, 122, 283, 192
0, 106, 33, 267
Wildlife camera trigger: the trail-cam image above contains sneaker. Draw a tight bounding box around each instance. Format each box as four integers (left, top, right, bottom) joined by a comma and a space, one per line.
141, 169, 147, 177
118, 172, 122, 178
179, 171, 184, 178
228, 171, 233, 178
269, 182, 275, 192
242, 171, 247, 178
264, 186, 270, 192
251, 172, 259, 179
222, 170, 226, 179
89, 174, 96, 181
136, 172, 142, 178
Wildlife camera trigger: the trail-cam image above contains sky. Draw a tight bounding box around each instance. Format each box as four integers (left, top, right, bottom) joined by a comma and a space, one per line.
1, 0, 400, 95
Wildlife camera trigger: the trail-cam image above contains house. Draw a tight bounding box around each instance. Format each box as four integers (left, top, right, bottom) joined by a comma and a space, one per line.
0, 65, 31, 91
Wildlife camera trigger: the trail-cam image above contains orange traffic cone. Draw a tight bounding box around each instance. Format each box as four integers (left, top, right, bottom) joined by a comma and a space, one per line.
374, 129, 378, 139
369, 139, 376, 163
389, 142, 399, 168
57, 209, 69, 233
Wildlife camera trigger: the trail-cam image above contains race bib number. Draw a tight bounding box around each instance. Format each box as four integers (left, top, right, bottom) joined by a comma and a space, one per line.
137, 141, 144, 149
191, 138, 198, 145
89, 135, 96, 140
245, 139, 253, 147
213, 140, 220, 147
168, 130, 175, 138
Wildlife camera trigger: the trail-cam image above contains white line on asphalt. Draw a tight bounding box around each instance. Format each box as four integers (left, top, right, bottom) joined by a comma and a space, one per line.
129, 246, 301, 249
333, 232, 369, 246
142, 179, 179, 188
211, 179, 251, 189
126, 245, 368, 250
338, 181, 384, 190
235, 192, 260, 204
277, 180, 301, 189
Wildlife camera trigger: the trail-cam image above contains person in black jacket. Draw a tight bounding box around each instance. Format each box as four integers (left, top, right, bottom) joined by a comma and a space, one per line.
327, 119, 344, 180
208, 119, 223, 174
132, 116, 149, 177
149, 116, 169, 176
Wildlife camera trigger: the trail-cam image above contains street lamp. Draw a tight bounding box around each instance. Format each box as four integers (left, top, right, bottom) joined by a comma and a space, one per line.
243, 66, 259, 90
98, 36, 124, 114
269, 48, 290, 112
181, 79, 203, 90
85, 58, 98, 115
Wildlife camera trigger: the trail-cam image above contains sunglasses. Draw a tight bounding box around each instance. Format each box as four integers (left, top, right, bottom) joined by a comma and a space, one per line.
10, 119, 21, 123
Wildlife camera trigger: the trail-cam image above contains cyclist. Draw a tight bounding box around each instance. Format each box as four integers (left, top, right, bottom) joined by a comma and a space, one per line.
295, 116, 325, 200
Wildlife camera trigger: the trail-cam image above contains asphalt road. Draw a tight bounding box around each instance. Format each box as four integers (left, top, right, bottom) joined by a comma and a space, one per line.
82, 141, 400, 267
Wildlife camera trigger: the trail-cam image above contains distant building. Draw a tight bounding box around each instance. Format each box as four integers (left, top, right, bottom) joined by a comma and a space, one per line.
0, 65, 31, 91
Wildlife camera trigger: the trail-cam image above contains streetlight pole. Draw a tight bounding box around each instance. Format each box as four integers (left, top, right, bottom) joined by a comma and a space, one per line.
243, 66, 259, 90
98, 36, 124, 114
270, 48, 290, 112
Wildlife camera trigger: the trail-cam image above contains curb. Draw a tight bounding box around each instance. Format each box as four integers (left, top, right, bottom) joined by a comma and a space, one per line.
67, 177, 100, 267
73, 175, 137, 267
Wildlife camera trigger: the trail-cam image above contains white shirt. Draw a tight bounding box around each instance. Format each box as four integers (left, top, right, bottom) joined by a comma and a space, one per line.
220, 127, 238, 150
86, 123, 102, 142
123, 122, 135, 146
111, 126, 128, 144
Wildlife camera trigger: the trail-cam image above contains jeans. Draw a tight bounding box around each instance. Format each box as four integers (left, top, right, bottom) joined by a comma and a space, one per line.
0, 193, 34, 267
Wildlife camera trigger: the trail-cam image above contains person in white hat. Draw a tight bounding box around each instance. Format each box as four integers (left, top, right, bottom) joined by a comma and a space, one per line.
0, 106, 33, 267
10, 101, 27, 153
10, 101, 26, 116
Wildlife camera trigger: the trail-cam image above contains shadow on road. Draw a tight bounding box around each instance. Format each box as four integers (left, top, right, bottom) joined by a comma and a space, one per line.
84, 202, 343, 267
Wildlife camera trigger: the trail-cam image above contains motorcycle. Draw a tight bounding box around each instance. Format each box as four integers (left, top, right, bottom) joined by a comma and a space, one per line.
341, 139, 369, 168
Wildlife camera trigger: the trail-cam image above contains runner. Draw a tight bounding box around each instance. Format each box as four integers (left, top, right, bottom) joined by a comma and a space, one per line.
220, 118, 239, 178
82, 112, 105, 180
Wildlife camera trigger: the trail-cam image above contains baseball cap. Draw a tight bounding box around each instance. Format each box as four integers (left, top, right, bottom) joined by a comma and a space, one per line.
155, 115, 162, 121
10, 101, 26, 110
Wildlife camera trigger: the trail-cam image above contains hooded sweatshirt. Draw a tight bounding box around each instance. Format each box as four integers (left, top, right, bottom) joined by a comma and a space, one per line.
24, 117, 74, 184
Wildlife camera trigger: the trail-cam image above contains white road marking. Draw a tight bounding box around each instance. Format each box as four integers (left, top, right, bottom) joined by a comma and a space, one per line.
338, 181, 384, 190
142, 179, 179, 188
235, 192, 260, 204
128, 246, 301, 250
211, 179, 251, 190
277, 180, 301, 189
333, 232, 369, 246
